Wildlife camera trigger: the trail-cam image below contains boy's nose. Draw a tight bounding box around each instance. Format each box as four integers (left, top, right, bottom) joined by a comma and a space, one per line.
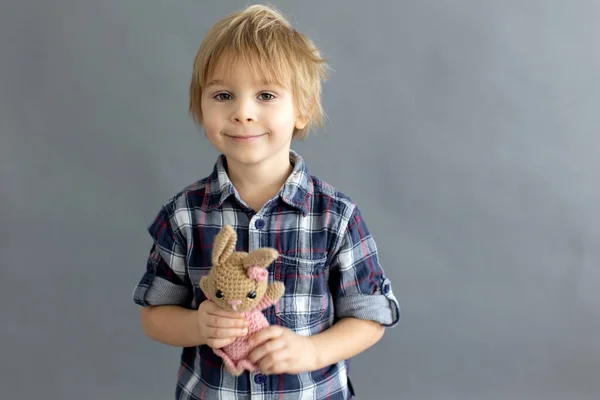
232, 113, 257, 124
233, 116, 255, 123
231, 101, 257, 124
228, 299, 242, 310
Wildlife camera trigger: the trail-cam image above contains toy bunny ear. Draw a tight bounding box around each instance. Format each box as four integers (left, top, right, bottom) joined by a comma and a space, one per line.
243, 248, 279, 269
212, 225, 237, 266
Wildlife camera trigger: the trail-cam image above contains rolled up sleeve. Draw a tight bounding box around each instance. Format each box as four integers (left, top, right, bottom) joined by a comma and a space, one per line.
132, 205, 193, 307
330, 206, 400, 327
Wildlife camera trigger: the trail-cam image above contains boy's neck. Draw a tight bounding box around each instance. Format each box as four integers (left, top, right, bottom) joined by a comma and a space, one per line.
225, 151, 294, 212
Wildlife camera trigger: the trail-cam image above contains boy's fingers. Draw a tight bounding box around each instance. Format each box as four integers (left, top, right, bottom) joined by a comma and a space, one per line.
248, 326, 283, 348
205, 304, 246, 319
207, 327, 248, 339
207, 315, 248, 329
248, 337, 285, 364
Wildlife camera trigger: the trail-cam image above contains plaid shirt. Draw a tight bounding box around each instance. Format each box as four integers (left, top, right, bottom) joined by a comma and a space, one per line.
133, 150, 400, 400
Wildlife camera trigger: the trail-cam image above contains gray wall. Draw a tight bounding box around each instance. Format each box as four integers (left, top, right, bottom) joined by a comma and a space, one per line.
2, 1, 599, 399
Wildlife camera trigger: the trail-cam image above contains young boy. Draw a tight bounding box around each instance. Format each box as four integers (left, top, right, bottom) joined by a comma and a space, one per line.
133, 4, 400, 399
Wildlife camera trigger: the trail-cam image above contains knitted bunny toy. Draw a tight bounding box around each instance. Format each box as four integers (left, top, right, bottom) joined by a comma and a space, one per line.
199, 225, 285, 376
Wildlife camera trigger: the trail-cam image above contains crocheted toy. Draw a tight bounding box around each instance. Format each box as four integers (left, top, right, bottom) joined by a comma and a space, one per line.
199, 225, 285, 376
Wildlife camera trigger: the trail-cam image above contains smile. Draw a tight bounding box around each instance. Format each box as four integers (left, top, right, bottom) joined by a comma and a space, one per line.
225, 133, 267, 143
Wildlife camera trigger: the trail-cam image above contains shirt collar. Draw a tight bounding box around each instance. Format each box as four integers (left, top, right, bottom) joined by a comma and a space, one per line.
202, 149, 312, 216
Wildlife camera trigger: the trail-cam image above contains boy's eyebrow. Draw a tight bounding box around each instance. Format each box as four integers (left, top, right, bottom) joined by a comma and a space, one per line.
205, 78, 283, 89
205, 79, 225, 88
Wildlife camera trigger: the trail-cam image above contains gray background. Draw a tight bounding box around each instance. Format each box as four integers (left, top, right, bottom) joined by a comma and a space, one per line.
2, 0, 599, 399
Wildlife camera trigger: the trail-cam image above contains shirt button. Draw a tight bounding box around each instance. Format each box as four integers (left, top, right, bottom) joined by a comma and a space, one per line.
254, 373, 266, 384
382, 282, 390, 295
254, 219, 265, 229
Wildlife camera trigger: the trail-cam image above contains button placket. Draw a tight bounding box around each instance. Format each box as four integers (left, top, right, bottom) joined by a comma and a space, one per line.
249, 216, 269, 395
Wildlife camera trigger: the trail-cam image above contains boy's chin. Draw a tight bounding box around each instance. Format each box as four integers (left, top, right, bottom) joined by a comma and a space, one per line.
220, 143, 293, 169
223, 150, 274, 166
224, 152, 264, 165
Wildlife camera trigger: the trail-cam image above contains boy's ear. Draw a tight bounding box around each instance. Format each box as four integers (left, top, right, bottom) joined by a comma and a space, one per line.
244, 248, 279, 269
294, 115, 309, 130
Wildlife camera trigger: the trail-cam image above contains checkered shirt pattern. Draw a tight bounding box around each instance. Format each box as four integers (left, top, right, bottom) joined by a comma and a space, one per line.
133, 150, 400, 400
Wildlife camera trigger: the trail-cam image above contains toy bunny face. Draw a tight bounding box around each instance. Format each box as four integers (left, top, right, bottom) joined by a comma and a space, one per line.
200, 225, 279, 313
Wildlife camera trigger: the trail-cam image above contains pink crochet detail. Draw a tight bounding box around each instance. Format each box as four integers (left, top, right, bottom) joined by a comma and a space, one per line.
247, 266, 268, 282
211, 294, 279, 376
216, 308, 270, 375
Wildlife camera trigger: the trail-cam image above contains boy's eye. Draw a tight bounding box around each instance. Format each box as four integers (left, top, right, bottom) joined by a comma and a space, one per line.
258, 93, 275, 101
214, 93, 232, 101
215, 290, 225, 299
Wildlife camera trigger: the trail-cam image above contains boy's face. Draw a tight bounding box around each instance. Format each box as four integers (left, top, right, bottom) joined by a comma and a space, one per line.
200, 59, 307, 168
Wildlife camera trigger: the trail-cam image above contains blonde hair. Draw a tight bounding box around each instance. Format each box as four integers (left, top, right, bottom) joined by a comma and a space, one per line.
188, 4, 328, 139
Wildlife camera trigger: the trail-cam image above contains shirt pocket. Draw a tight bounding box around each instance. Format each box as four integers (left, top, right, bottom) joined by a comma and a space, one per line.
272, 254, 330, 333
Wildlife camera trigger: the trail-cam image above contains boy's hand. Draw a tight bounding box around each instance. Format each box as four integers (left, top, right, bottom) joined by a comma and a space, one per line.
196, 300, 248, 349
247, 326, 318, 375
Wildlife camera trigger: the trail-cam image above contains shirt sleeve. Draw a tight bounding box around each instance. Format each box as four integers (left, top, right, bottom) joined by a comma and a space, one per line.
132, 204, 193, 307
329, 205, 400, 327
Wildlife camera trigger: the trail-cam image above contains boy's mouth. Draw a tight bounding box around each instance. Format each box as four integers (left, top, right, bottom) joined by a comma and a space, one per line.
225, 133, 267, 143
